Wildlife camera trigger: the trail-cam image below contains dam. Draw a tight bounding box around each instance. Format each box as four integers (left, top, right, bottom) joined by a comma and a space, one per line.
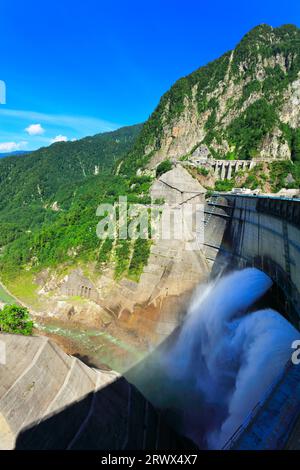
1, 191, 300, 450
125, 191, 300, 450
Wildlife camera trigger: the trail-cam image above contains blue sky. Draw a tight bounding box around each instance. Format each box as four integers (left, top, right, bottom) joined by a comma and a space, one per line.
0, 0, 299, 152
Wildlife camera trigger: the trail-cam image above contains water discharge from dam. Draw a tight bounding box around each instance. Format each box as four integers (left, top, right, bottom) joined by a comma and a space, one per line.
133, 268, 300, 449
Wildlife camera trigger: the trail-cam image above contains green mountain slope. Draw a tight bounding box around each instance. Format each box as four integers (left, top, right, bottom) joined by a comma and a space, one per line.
1, 24, 300, 286
0, 125, 144, 276
121, 24, 300, 175
0, 124, 142, 214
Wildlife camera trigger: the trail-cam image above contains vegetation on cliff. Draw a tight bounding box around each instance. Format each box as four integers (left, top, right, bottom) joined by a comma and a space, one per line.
0, 125, 153, 283
156, 160, 173, 177
120, 24, 300, 172
226, 98, 277, 159
213, 160, 300, 193
0, 305, 33, 335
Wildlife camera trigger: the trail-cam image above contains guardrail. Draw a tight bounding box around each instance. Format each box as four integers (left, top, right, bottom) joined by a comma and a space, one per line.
211, 191, 300, 203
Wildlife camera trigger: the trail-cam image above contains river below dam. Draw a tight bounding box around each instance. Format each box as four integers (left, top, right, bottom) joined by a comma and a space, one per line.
35, 318, 147, 373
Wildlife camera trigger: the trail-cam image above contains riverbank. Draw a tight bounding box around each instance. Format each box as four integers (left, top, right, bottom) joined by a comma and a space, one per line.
0, 282, 18, 305
36, 316, 148, 373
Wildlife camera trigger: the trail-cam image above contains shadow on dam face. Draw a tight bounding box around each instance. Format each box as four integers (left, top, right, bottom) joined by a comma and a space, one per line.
251, 256, 300, 328
12, 269, 300, 451
14, 373, 196, 450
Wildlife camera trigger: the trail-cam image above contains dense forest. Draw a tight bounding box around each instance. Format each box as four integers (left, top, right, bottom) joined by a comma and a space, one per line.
1, 24, 300, 287
0, 124, 154, 282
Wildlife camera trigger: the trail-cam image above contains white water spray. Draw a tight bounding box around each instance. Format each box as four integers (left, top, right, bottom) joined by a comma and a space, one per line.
157, 268, 300, 448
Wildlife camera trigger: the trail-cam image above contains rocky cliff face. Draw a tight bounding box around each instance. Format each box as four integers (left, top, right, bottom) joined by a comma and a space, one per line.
121, 24, 300, 172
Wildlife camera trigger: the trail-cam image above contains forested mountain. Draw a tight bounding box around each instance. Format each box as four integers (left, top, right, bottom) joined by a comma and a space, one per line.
1, 24, 300, 284
121, 24, 300, 174
0, 124, 142, 213
0, 124, 143, 275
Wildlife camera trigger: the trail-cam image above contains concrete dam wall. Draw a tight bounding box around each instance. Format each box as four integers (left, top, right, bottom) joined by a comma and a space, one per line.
204, 194, 300, 328
203, 193, 300, 449
0, 334, 195, 450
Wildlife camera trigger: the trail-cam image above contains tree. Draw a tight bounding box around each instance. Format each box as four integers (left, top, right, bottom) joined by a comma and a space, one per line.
156, 160, 172, 177
0, 304, 33, 335
291, 129, 300, 162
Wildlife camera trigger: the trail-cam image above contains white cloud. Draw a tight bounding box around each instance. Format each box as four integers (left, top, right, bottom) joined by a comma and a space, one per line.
0, 108, 120, 134
25, 123, 45, 136
51, 135, 68, 143
0, 141, 28, 153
